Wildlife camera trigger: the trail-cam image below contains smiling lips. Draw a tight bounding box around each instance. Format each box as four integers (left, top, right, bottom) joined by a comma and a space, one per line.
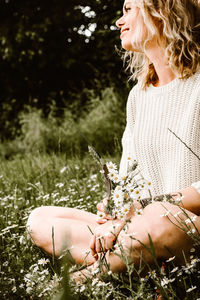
120, 28, 129, 35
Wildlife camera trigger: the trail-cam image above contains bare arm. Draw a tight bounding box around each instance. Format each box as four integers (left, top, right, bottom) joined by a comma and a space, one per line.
139, 186, 200, 215
177, 186, 200, 215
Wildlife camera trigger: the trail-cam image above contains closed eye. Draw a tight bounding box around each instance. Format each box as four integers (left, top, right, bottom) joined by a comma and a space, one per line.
123, 6, 132, 13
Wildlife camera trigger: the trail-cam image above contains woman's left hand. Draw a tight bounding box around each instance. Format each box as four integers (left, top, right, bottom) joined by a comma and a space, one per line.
96, 197, 113, 224
89, 220, 124, 256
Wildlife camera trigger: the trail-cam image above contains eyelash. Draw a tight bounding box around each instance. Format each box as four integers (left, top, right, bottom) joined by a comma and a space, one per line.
124, 6, 131, 12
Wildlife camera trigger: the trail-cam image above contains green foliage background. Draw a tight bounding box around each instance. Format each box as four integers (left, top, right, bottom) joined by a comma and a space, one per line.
0, 0, 130, 147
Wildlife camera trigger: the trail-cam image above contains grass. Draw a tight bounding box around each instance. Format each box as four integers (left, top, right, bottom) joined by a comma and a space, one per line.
1, 152, 200, 299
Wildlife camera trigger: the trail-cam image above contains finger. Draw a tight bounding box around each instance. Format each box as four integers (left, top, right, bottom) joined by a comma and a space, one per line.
91, 248, 98, 259
89, 235, 96, 252
103, 197, 109, 206
96, 236, 105, 253
104, 214, 112, 220
105, 234, 115, 250
97, 218, 107, 224
97, 202, 104, 212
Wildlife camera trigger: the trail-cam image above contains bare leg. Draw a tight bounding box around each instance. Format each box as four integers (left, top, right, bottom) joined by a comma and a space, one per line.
27, 206, 99, 264
71, 202, 200, 282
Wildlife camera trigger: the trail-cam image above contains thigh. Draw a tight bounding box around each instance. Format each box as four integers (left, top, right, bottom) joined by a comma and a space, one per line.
145, 202, 200, 262
116, 202, 200, 266
32, 205, 98, 223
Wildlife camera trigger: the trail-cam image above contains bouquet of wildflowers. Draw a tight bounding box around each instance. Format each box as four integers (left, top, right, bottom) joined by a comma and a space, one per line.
88, 146, 152, 220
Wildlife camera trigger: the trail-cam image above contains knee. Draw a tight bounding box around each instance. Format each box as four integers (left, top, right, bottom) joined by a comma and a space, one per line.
26, 206, 48, 247
118, 203, 166, 252
144, 202, 173, 238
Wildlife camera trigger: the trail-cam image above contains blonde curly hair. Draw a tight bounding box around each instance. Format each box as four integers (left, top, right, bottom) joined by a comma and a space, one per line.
124, 0, 200, 88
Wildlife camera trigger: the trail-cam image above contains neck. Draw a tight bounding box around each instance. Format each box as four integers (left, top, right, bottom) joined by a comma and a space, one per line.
144, 39, 177, 87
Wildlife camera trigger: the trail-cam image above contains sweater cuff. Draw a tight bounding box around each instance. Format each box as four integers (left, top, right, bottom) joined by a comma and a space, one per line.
191, 181, 200, 194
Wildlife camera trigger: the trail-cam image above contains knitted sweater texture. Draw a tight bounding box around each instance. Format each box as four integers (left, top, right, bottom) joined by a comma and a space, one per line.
119, 71, 200, 196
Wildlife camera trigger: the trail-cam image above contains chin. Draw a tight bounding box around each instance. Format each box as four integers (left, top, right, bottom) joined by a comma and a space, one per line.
121, 41, 143, 52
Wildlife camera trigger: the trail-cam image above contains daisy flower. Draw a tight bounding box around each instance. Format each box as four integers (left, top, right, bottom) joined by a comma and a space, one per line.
108, 171, 118, 181
113, 190, 124, 207
130, 188, 141, 200
138, 179, 151, 189
38, 258, 49, 266
116, 211, 126, 220
121, 203, 131, 215
97, 211, 106, 219
114, 185, 122, 192
114, 197, 124, 207
106, 161, 117, 172
112, 174, 120, 184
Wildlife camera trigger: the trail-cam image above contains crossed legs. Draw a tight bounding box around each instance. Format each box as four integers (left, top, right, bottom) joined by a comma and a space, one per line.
27, 202, 200, 279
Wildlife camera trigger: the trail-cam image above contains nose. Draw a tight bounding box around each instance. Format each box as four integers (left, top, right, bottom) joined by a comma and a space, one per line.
115, 15, 125, 28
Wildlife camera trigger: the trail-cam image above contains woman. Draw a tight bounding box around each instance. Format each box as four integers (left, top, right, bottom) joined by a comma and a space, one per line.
27, 0, 200, 281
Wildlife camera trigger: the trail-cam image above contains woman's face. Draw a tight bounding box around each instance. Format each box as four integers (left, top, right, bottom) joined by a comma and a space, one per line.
116, 0, 147, 52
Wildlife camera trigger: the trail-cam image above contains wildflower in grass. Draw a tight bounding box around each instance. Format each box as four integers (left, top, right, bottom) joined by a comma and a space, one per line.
186, 286, 197, 293
55, 182, 64, 188
92, 278, 99, 286
160, 210, 171, 217
38, 258, 49, 266
190, 247, 196, 253
185, 218, 192, 224
148, 270, 157, 278
160, 276, 170, 287
166, 256, 175, 262
91, 267, 100, 275
12, 286, 17, 293
52, 192, 59, 198
191, 258, 200, 264
174, 211, 182, 218
79, 285, 86, 292
43, 194, 50, 200
187, 228, 196, 235
40, 269, 49, 275
191, 215, 197, 222
60, 166, 67, 173
171, 266, 178, 273
26, 287, 33, 294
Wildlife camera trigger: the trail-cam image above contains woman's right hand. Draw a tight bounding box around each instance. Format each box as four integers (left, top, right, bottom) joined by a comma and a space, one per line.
96, 197, 113, 224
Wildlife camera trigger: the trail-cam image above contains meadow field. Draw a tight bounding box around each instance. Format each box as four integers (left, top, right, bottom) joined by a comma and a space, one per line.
1, 152, 200, 299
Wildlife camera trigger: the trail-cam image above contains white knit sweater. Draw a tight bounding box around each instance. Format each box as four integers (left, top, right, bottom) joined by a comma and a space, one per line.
119, 70, 200, 197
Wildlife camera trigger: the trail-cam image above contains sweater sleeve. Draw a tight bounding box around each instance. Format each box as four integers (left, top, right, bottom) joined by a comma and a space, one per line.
119, 88, 136, 176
